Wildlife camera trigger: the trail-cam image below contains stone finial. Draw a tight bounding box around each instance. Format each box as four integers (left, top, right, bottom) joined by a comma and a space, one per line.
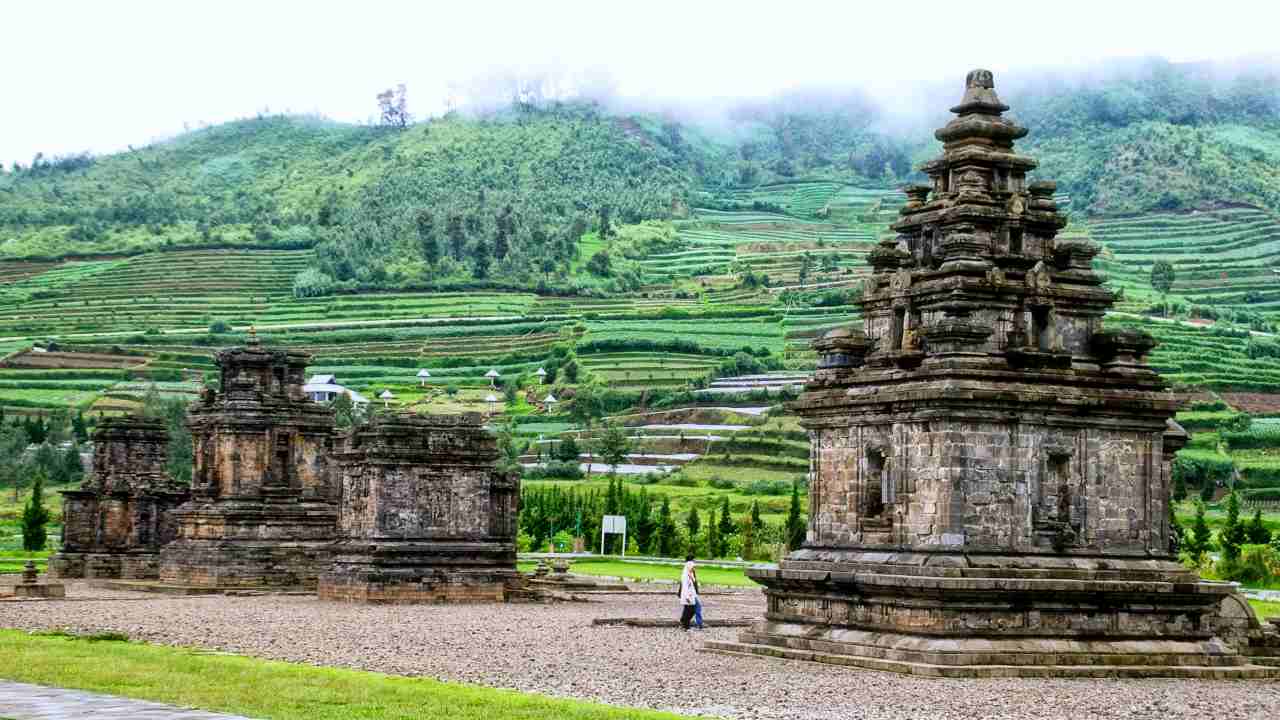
21, 560, 38, 584
247, 325, 259, 346
951, 68, 1009, 115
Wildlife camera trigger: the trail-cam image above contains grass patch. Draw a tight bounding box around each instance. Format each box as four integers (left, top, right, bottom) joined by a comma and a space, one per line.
1250, 599, 1280, 620
0, 629, 680, 720
554, 558, 759, 587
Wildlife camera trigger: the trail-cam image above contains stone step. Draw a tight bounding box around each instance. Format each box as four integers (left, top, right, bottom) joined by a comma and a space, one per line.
701, 640, 1280, 679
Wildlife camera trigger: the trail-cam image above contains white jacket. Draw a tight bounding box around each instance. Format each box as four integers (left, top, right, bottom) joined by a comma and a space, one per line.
679, 562, 698, 605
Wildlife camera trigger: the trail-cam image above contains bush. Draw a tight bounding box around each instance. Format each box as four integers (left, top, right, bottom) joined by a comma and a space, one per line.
707, 475, 736, 490
741, 479, 792, 496
208, 319, 230, 334
1216, 544, 1280, 587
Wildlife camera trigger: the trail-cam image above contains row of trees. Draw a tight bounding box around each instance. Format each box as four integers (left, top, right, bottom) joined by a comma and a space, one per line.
518, 478, 808, 561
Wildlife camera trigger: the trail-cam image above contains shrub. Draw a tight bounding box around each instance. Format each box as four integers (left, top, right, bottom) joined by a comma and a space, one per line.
208, 319, 230, 334
707, 475, 736, 490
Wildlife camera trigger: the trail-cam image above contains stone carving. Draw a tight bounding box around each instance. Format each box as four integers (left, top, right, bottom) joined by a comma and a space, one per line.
50, 416, 189, 579
319, 412, 520, 603
712, 70, 1279, 678
157, 335, 337, 588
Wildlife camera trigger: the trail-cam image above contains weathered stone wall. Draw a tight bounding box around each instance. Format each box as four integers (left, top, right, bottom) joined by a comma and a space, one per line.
159, 339, 337, 588
50, 416, 188, 580
319, 412, 519, 604
810, 419, 1169, 554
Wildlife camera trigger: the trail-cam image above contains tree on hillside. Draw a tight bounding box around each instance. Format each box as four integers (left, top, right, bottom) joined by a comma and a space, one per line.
1151, 259, 1176, 297
446, 213, 466, 260
21, 468, 51, 552
785, 479, 806, 551
376, 84, 410, 129
331, 392, 357, 429
71, 411, 88, 443
62, 444, 84, 486
740, 512, 757, 561
1246, 507, 1272, 545
472, 236, 492, 279
1, 425, 30, 502
598, 206, 614, 239
685, 506, 701, 556
493, 205, 514, 261
1184, 501, 1213, 561
706, 510, 720, 560
716, 496, 733, 558
416, 210, 439, 266
596, 421, 631, 476
656, 496, 677, 557
1220, 491, 1247, 562
586, 250, 612, 278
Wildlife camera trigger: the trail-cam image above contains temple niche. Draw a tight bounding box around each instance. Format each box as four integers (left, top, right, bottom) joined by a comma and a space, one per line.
157, 334, 337, 588
50, 416, 188, 580
319, 412, 520, 603
710, 70, 1279, 677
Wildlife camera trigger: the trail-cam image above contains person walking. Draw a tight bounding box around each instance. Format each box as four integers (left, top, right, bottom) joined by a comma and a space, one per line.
679, 555, 699, 631
691, 563, 705, 630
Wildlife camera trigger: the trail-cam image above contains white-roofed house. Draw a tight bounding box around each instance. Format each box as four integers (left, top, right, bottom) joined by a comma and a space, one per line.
303, 375, 369, 406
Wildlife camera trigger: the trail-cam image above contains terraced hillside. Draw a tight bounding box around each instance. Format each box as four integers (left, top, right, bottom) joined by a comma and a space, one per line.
1093, 205, 1280, 316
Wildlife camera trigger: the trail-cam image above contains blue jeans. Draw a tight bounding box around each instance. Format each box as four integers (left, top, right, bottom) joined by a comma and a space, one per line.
694, 599, 704, 629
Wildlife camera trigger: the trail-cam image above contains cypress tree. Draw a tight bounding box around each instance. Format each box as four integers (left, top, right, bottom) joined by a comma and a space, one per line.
785, 479, 806, 551
1185, 501, 1213, 561
716, 496, 733, 557
706, 510, 720, 559
21, 468, 51, 551
416, 209, 439, 266
656, 496, 676, 557
1220, 491, 1247, 562
1246, 507, 1272, 545
685, 507, 701, 556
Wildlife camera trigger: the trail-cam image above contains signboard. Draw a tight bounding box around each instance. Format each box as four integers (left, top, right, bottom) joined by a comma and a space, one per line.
601, 514, 628, 557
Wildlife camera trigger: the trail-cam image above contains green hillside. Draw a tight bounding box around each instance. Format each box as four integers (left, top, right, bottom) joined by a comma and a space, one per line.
5, 58, 1280, 565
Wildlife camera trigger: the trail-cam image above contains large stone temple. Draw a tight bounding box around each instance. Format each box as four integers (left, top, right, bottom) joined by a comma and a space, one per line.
709, 70, 1278, 677
157, 335, 338, 588
51, 416, 189, 579
319, 412, 520, 603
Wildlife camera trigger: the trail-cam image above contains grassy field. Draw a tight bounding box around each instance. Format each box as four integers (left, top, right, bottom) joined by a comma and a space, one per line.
519, 558, 759, 587
1252, 600, 1280, 620
0, 630, 680, 720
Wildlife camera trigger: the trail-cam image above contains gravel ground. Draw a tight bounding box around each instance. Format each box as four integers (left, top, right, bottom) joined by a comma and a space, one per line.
2, 581, 1277, 720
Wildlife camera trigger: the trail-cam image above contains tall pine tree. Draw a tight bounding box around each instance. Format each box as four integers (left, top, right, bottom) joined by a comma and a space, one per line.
786, 479, 806, 551
21, 468, 51, 551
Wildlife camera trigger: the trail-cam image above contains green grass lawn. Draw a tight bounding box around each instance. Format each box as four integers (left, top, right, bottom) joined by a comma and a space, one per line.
1250, 599, 1279, 620
524, 558, 760, 587
0, 630, 680, 720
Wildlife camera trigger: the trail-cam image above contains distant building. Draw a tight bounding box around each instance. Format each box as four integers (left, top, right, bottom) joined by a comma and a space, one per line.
303, 375, 369, 406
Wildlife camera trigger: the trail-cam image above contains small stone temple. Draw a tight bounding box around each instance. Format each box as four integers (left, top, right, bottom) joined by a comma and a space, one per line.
50, 416, 188, 579
319, 412, 520, 603
710, 70, 1277, 677
158, 334, 337, 588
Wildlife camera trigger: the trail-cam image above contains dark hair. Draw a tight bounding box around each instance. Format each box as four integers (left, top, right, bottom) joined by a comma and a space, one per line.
685, 554, 695, 562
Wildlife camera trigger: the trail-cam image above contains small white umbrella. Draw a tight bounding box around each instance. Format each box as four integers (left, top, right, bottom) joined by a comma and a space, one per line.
379, 389, 394, 408
543, 393, 557, 406
535, 367, 547, 383
484, 369, 500, 388
416, 369, 431, 387
485, 393, 498, 414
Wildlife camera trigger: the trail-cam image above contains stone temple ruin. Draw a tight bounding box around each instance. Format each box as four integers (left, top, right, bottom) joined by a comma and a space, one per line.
157, 337, 339, 588
319, 412, 520, 603
51, 416, 189, 580
709, 70, 1279, 677
52, 333, 520, 602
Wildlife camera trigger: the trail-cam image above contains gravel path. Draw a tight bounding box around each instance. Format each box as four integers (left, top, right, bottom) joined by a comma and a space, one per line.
2, 582, 1277, 720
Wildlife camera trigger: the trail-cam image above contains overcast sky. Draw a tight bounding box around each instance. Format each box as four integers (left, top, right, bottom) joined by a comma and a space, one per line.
3, 0, 1279, 166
